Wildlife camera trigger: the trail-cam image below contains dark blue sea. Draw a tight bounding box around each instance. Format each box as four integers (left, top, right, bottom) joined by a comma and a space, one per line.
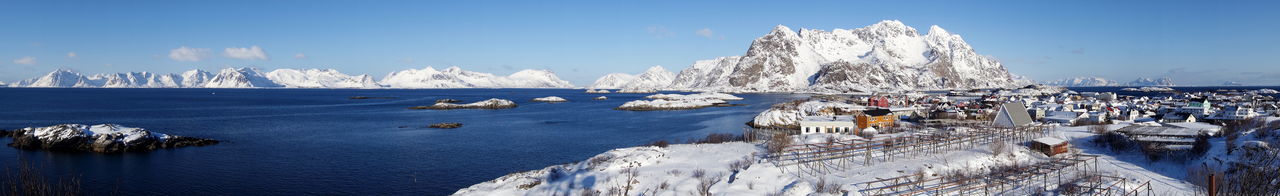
0, 88, 805, 195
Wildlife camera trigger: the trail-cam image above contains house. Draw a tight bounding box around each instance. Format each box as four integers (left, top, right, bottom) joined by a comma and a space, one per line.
993, 103, 1034, 128
1031, 137, 1070, 156
868, 96, 891, 108
1218, 105, 1257, 120
799, 115, 857, 135
1175, 98, 1212, 116
857, 109, 895, 130
1117, 109, 1142, 121
1160, 112, 1197, 123
1044, 111, 1086, 124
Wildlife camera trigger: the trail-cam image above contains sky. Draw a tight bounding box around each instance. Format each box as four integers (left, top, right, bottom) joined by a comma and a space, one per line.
2, 0, 1279, 86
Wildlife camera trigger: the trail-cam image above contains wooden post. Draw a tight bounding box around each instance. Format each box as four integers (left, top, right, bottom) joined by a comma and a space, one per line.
1207, 173, 1216, 196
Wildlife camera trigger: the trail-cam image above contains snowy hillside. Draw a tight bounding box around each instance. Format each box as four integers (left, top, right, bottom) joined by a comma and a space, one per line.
667, 20, 1027, 92
6, 66, 575, 89
588, 66, 675, 90
379, 66, 574, 88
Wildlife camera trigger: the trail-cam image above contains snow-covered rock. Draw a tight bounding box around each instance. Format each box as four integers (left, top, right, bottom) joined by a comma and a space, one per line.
532, 96, 568, 102
616, 89, 658, 93
669, 20, 1027, 92
4, 124, 218, 153
644, 92, 743, 101
593, 96, 607, 100
265, 68, 380, 88
616, 92, 743, 111
380, 66, 573, 88
1044, 77, 1122, 87
1122, 87, 1175, 92
585, 89, 611, 94
409, 98, 517, 110
749, 99, 863, 128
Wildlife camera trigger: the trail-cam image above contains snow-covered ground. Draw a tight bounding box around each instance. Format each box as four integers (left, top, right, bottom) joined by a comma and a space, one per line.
456, 121, 1257, 195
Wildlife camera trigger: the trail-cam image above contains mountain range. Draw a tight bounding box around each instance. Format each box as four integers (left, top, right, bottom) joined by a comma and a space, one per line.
6, 21, 1035, 91
5, 67, 573, 89
594, 20, 1028, 92
1044, 77, 1176, 87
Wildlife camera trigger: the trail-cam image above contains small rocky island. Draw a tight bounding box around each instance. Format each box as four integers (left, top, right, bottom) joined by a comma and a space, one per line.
532, 96, 568, 102
428, 123, 463, 129
1, 124, 219, 153
410, 98, 518, 110
615, 92, 744, 111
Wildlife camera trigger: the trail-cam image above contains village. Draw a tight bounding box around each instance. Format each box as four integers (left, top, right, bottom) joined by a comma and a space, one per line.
742, 85, 1280, 195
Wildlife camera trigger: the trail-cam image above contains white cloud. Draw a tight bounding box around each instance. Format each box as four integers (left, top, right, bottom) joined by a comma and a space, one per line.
67, 52, 78, 59
223, 46, 269, 60
696, 28, 715, 38
169, 46, 211, 62
294, 53, 307, 59
13, 56, 36, 65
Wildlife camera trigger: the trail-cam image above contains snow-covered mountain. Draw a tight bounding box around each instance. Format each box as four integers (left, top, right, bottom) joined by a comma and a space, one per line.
1044, 77, 1122, 87
265, 68, 379, 88
666, 20, 1026, 92
1126, 77, 1175, 86
202, 68, 282, 88
588, 66, 676, 89
7, 66, 571, 89
379, 66, 574, 88
588, 73, 637, 89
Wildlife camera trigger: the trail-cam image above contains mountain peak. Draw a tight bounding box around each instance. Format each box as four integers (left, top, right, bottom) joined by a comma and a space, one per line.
927, 25, 951, 36
644, 65, 667, 73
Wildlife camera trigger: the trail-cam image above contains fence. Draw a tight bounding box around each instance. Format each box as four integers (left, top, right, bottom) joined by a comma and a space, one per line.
749, 125, 1050, 176
855, 154, 1152, 196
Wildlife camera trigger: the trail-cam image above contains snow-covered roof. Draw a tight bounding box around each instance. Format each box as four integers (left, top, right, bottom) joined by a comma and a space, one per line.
801, 115, 855, 122
1033, 137, 1066, 145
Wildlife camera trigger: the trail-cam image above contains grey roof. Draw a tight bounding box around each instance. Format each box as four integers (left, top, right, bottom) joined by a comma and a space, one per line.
1000, 102, 1034, 127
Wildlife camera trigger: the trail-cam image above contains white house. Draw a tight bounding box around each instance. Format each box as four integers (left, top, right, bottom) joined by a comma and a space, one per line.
799, 116, 857, 135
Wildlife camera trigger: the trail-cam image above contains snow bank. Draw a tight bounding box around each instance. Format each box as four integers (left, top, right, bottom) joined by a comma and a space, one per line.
409, 98, 517, 110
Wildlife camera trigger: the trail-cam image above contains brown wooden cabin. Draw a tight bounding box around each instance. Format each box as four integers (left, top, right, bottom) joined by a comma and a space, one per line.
1031, 137, 1070, 156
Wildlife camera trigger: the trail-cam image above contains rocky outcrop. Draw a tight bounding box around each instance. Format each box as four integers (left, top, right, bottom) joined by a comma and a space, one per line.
428, 123, 463, 129
410, 98, 518, 110
616, 92, 744, 111
5, 124, 218, 153
532, 96, 568, 102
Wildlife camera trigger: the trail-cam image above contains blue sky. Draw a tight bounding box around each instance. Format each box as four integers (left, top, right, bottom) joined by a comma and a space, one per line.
2, 0, 1279, 85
